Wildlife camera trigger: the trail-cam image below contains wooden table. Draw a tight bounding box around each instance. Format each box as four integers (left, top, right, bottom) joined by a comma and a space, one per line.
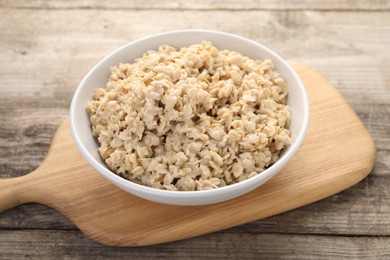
0, 0, 389, 258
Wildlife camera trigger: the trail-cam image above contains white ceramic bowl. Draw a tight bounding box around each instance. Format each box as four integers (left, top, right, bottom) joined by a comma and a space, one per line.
70, 30, 310, 206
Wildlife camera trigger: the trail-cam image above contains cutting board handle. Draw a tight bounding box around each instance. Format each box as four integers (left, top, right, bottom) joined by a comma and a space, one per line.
0, 121, 83, 214
0, 176, 28, 212
0, 122, 71, 213
0, 170, 46, 213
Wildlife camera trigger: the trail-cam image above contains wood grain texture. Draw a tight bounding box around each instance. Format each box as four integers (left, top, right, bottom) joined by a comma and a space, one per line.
1, 0, 389, 11
0, 230, 389, 259
0, 1, 389, 257
0, 64, 376, 246
1, 174, 390, 237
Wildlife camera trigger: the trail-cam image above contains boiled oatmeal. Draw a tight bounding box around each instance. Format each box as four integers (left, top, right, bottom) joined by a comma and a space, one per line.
87, 41, 291, 191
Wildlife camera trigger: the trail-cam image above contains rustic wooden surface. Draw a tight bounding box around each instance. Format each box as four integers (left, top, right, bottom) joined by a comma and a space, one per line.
0, 0, 389, 258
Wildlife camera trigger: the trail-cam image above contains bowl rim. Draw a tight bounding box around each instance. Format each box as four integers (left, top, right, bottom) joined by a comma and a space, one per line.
70, 29, 310, 199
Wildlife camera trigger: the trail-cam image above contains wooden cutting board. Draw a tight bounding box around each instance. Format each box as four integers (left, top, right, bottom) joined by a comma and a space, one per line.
0, 63, 375, 247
